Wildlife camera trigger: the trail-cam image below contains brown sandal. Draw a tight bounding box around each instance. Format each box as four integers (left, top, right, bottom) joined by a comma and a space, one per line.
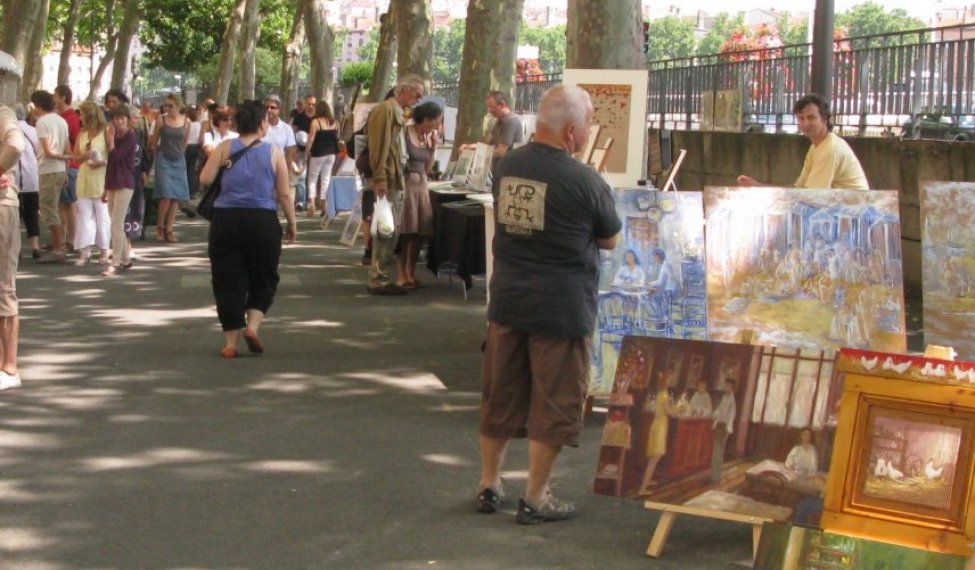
165, 230, 179, 243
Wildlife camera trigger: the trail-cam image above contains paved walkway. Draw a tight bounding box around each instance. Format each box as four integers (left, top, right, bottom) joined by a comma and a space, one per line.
3, 215, 758, 569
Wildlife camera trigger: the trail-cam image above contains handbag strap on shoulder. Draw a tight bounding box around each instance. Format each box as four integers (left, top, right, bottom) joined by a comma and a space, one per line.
225, 138, 262, 168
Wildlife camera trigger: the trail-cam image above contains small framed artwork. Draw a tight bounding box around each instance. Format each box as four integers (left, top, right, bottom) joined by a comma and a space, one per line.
452, 149, 475, 183
823, 349, 975, 556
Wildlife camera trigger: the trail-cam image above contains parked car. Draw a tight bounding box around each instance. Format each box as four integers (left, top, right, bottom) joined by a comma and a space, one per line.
901, 113, 975, 141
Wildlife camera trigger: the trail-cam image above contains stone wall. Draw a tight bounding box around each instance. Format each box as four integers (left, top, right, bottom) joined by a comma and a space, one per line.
664, 130, 975, 295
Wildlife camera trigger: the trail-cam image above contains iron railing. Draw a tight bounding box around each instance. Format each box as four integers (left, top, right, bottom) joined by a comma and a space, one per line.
431, 23, 975, 136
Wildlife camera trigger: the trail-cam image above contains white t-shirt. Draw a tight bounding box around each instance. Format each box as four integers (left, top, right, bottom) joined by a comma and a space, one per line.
35, 112, 69, 175
203, 128, 239, 150
262, 119, 296, 150
187, 121, 202, 146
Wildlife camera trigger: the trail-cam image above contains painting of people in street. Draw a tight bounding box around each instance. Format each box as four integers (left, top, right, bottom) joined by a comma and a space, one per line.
704, 187, 906, 353
594, 336, 843, 526
590, 189, 706, 395
921, 181, 975, 360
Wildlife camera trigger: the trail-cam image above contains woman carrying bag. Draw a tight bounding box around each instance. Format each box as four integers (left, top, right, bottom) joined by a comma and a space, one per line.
199, 101, 297, 358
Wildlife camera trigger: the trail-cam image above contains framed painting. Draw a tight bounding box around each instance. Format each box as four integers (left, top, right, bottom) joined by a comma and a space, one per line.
339, 199, 363, 247
823, 349, 975, 556
704, 187, 906, 353
452, 149, 475, 184
590, 189, 706, 396
594, 335, 846, 530
562, 69, 648, 187
921, 181, 975, 360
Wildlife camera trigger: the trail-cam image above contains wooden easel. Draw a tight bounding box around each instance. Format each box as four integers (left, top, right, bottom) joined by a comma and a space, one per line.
658, 149, 687, 192
645, 502, 772, 558
645, 328, 762, 558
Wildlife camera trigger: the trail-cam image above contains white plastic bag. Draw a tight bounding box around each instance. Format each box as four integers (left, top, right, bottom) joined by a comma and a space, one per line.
371, 196, 395, 239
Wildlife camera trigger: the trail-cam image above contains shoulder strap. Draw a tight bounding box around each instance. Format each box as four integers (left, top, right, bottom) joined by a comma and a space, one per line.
226, 138, 262, 167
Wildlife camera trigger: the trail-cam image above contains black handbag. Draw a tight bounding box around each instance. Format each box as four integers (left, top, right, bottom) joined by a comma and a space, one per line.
198, 139, 262, 221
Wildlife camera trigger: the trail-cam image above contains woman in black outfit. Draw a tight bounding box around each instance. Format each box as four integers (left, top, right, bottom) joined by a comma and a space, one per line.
199, 101, 298, 358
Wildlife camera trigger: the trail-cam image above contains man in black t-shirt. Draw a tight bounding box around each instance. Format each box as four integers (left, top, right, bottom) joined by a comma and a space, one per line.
476, 86, 621, 525
290, 95, 316, 210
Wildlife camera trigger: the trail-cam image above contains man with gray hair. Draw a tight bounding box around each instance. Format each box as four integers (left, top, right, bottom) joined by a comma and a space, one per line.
0, 105, 25, 390
365, 73, 424, 295
476, 85, 621, 523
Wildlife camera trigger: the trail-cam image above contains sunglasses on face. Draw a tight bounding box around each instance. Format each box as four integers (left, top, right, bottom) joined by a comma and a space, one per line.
266, 106, 279, 111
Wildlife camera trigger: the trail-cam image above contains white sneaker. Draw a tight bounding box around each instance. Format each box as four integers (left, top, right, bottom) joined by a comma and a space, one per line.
0, 371, 21, 391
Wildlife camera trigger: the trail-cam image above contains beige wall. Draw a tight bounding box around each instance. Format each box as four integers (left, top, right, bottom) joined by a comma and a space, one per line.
664, 130, 975, 295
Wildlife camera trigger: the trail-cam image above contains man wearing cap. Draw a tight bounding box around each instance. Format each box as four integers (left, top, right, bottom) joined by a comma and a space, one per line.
0, 105, 25, 390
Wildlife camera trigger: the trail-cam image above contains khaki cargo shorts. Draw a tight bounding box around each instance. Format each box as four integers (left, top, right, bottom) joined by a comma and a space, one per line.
0, 205, 20, 316
39, 171, 67, 227
479, 321, 591, 447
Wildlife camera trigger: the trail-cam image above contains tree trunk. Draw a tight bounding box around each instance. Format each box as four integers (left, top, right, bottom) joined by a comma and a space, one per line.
214, 0, 247, 105
303, 0, 334, 102
111, 0, 141, 94
280, 5, 305, 111
21, 0, 51, 103
566, 0, 643, 69
57, 0, 82, 87
396, 0, 433, 90
237, 0, 262, 102
493, 0, 525, 107
2, 0, 39, 75
452, 0, 504, 157
87, 0, 119, 101
367, 7, 397, 102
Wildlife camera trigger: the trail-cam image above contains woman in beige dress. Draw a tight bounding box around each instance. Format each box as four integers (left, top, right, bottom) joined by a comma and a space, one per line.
396, 102, 442, 289
639, 370, 674, 494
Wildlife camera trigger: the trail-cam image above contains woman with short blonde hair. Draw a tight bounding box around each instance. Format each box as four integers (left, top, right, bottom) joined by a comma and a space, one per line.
72, 101, 111, 266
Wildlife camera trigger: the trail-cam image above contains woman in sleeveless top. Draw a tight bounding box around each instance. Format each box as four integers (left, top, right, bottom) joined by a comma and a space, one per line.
199, 100, 298, 359
149, 94, 191, 243
397, 102, 443, 289
303, 101, 339, 219
72, 101, 111, 266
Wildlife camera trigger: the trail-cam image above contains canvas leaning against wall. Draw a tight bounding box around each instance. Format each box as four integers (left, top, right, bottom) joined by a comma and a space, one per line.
594, 336, 845, 527
921, 181, 975, 360
590, 189, 706, 396
704, 187, 906, 353
561, 68, 648, 187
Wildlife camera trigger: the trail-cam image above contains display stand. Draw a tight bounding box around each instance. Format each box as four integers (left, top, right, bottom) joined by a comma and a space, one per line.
644, 501, 772, 558
658, 149, 686, 192
644, 328, 760, 559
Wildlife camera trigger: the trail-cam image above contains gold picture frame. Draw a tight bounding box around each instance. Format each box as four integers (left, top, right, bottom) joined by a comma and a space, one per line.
823, 349, 975, 555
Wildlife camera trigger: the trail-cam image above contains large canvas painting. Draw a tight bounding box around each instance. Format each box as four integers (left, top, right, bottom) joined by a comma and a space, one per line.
562, 69, 648, 187
590, 189, 706, 396
753, 522, 969, 570
921, 181, 975, 360
704, 187, 906, 353
594, 336, 846, 526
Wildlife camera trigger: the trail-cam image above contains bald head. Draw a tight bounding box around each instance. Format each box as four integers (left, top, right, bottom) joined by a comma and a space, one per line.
537, 85, 592, 133
534, 85, 594, 154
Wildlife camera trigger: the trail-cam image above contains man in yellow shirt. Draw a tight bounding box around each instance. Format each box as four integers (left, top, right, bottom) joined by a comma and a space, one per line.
737, 94, 869, 190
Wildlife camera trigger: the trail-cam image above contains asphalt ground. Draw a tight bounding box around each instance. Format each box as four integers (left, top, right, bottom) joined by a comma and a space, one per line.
0, 213, 891, 570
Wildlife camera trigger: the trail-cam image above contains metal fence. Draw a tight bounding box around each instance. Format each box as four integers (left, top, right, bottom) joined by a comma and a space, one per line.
432, 23, 975, 136
431, 73, 562, 114
649, 23, 975, 132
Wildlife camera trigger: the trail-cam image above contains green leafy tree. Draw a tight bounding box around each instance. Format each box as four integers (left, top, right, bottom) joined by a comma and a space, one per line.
339, 61, 374, 87
835, 1, 925, 39
141, 0, 234, 72
776, 14, 808, 47
518, 24, 566, 74
433, 18, 465, 84
646, 16, 696, 63
697, 12, 744, 56
357, 26, 381, 61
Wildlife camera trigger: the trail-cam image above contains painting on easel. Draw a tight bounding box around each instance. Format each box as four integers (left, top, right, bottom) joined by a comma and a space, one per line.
704, 187, 906, 353
594, 335, 845, 526
589, 189, 706, 396
921, 181, 975, 360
